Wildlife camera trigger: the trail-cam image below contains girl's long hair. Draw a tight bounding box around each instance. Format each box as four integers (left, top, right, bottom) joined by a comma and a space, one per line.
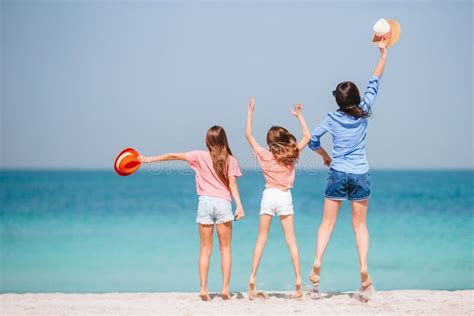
205, 126, 233, 189
266, 126, 299, 167
333, 81, 371, 118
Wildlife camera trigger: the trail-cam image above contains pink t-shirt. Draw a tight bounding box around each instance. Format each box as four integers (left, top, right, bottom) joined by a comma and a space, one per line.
253, 144, 295, 190
185, 150, 242, 201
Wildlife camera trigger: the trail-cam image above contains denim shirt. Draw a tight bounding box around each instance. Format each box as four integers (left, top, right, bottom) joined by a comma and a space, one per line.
309, 76, 381, 174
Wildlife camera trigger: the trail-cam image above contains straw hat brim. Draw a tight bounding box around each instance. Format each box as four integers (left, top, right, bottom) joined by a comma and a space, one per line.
372, 19, 401, 48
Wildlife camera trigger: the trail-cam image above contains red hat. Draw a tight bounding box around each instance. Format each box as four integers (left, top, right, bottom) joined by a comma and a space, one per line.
114, 148, 141, 176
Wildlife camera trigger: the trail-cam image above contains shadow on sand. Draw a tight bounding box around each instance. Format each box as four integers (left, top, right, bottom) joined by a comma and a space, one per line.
315, 291, 372, 303
205, 289, 372, 303
208, 292, 246, 300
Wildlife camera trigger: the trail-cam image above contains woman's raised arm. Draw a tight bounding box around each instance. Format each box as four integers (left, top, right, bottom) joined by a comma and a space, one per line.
373, 39, 388, 78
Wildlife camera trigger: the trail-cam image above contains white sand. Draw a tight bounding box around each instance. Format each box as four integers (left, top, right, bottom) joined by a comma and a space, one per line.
1, 290, 473, 315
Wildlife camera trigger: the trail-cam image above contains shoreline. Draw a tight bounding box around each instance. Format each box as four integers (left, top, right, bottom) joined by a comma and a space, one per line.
2, 290, 472, 315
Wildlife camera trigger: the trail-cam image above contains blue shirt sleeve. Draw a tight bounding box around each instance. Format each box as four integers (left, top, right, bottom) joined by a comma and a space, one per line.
359, 75, 381, 113
309, 115, 331, 151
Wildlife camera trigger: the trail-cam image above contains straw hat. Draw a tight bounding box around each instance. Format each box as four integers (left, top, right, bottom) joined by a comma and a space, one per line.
372, 18, 401, 48
114, 148, 141, 176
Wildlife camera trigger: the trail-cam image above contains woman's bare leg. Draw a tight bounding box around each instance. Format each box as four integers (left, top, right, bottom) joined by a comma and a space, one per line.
351, 199, 372, 289
248, 215, 273, 292
198, 224, 214, 301
216, 221, 232, 299
280, 214, 303, 298
309, 198, 342, 285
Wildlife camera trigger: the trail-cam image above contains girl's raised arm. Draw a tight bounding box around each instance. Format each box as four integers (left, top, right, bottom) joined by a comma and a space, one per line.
291, 104, 311, 151
138, 153, 186, 163
245, 97, 262, 152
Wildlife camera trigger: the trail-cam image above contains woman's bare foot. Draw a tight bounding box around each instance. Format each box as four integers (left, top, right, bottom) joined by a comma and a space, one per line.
360, 271, 372, 291
308, 265, 321, 287
248, 282, 269, 300
291, 283, 304, 300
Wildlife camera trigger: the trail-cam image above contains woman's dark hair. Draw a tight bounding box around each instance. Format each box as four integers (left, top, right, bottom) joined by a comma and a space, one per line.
333, 81, 371, 118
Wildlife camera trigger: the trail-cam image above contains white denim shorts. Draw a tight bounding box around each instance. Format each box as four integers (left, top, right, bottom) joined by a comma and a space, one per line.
259, 188, 294, 217
196, 195, 233, 225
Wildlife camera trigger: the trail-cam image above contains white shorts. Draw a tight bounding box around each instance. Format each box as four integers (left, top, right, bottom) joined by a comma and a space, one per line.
259, 188, 294, 217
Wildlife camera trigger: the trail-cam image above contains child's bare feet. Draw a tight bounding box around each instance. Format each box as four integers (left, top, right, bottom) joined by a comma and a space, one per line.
360, 271, 372, 291
221, 291, 231, 300
199, 287, 210, 301
248, 282, 268, 300
359, 271, 375, 301
199, 292, 210, 301
309, 265, 321, 287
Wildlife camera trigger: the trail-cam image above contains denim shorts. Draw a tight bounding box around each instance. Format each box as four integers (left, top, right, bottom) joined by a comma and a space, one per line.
325, 168, 371, 201
196, 195, 233, 225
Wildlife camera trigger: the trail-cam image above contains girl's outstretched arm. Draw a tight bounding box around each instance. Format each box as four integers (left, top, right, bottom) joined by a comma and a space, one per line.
373, 39, 388, 78
291, 103, 311, 151
229, 176, 245, 221
245, 97, 262, 152
137, 153, 186, 163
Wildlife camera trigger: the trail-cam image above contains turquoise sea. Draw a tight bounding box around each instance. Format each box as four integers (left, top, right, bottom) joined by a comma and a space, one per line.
1, 169, 473, 293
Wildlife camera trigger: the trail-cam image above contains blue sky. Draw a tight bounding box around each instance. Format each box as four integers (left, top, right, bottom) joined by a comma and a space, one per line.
1, 0, 472, 169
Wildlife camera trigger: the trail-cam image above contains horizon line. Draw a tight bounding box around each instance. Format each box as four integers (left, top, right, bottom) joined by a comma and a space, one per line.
0, 167, 473, 172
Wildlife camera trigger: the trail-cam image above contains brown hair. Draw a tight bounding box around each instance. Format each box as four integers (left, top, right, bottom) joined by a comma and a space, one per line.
333, 81, 371, 118
266, 126, 299, 167
205, 125, 233, 189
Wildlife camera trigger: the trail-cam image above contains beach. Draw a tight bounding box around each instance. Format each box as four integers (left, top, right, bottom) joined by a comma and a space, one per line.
2, 171, 473, 315
2, 290, 473, 315
2, 0, 473, 315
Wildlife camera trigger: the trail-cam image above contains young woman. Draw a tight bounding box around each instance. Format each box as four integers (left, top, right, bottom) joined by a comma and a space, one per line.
138, 126, 245, 301
308, 41, 388, 293
245, 98, 311, 300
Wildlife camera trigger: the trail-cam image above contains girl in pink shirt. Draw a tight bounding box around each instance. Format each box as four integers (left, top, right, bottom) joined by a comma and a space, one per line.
138, 126, 244, 301
245, 98, 311, 300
